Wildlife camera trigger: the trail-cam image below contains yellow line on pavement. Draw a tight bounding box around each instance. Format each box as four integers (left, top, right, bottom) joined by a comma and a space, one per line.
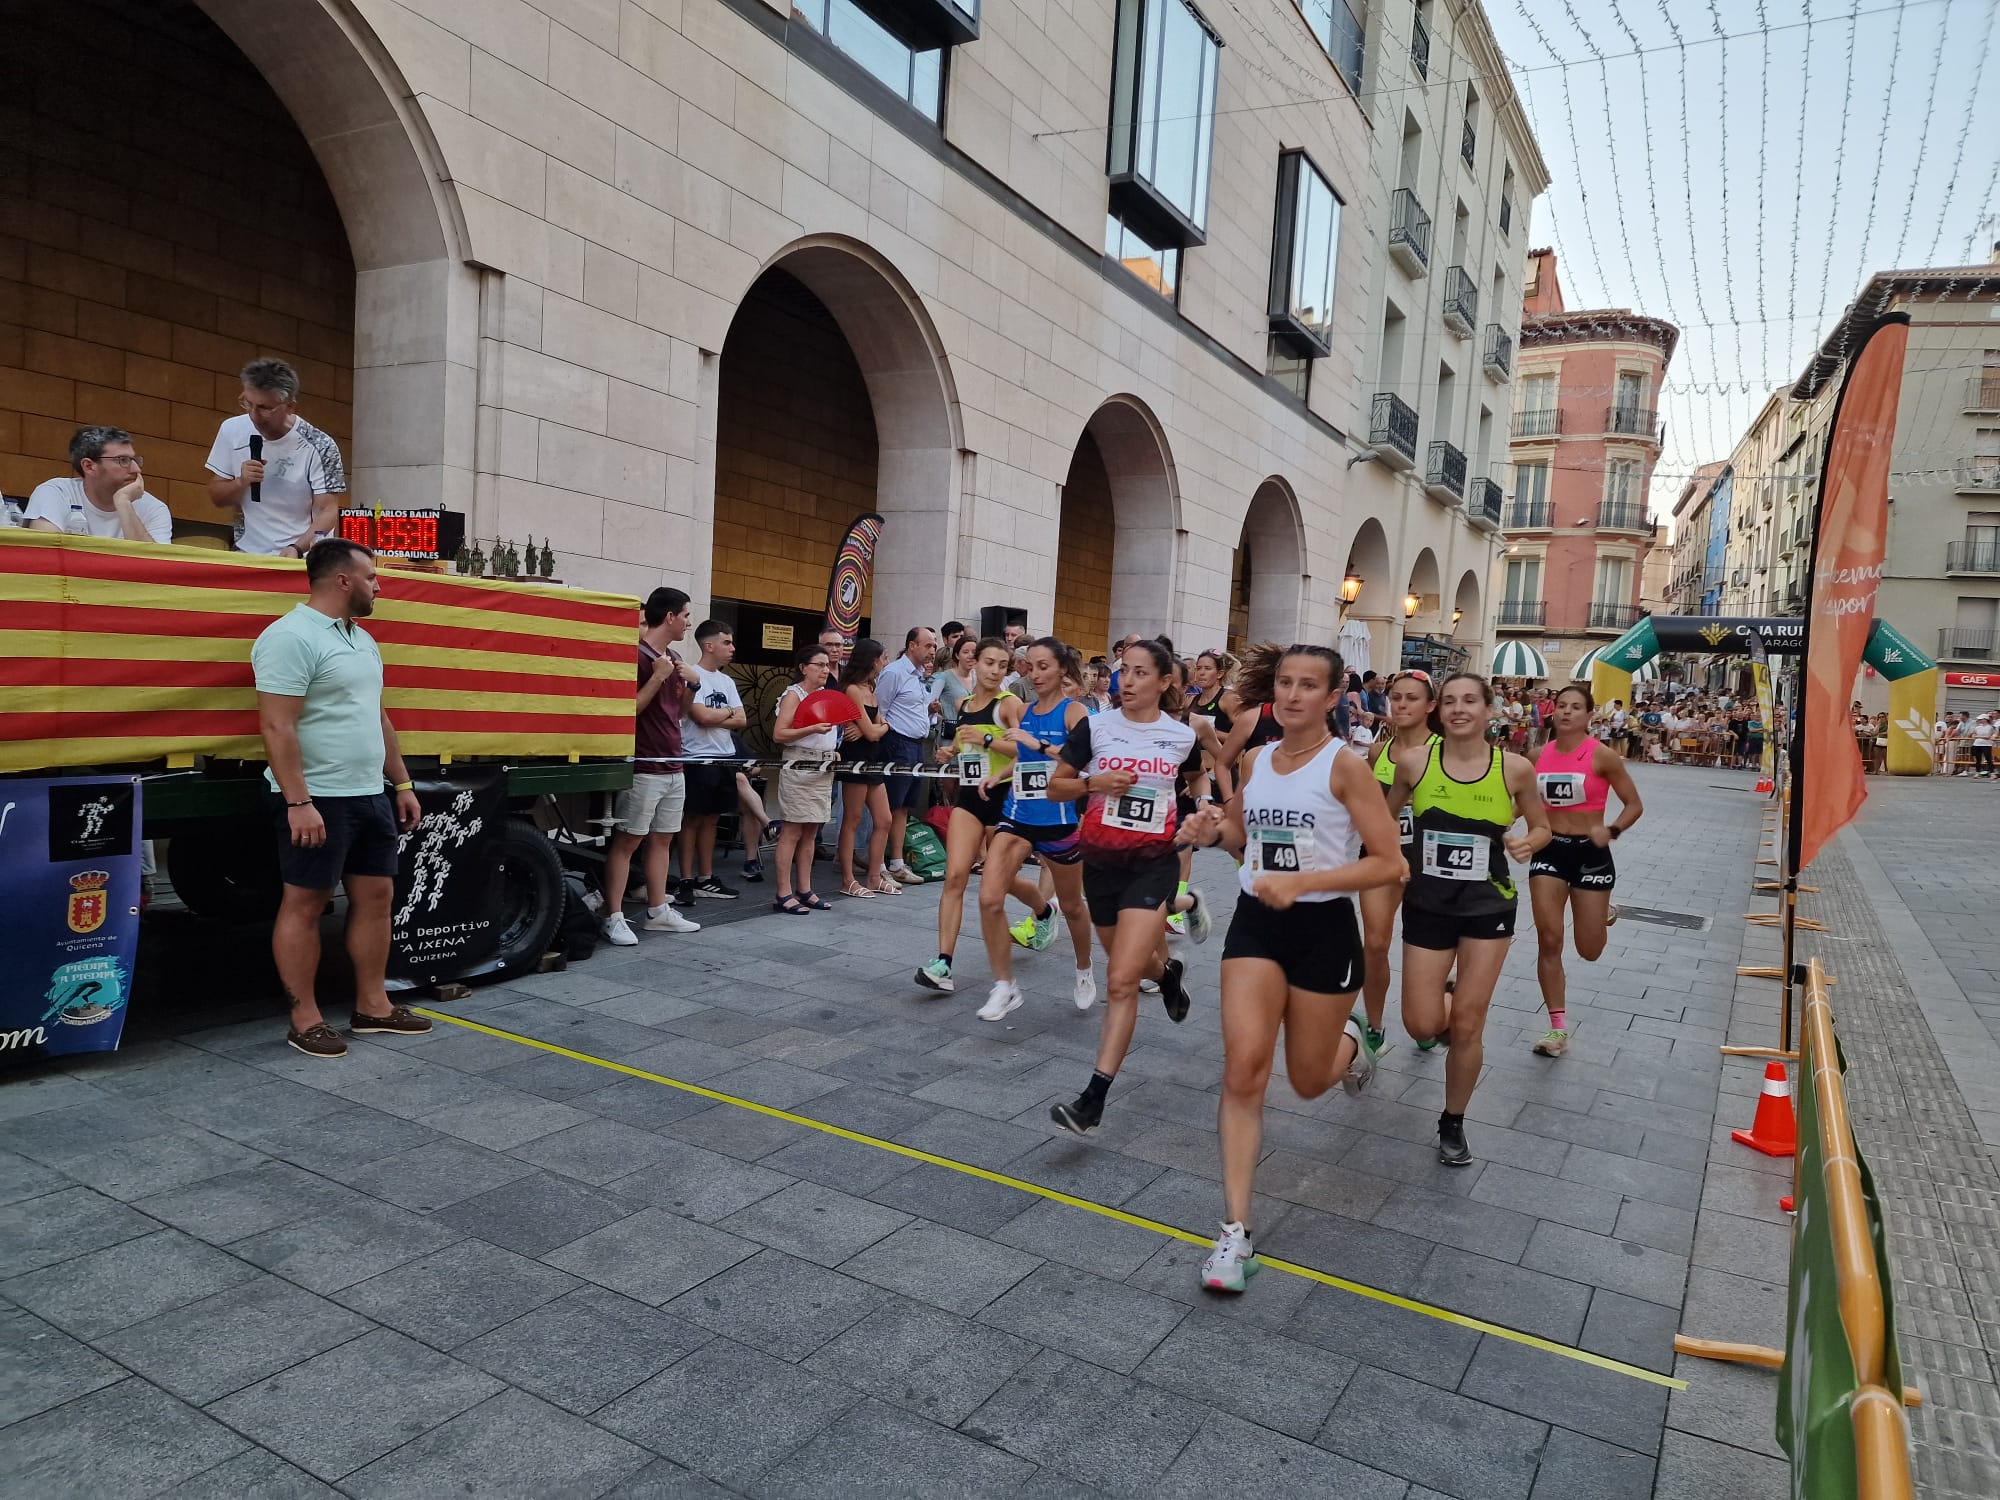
415, 1007, 1687, 1390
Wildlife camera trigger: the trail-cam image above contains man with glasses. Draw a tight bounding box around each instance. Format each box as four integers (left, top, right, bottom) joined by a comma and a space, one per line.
205, 358, 347, 558
25, 426, 172, 542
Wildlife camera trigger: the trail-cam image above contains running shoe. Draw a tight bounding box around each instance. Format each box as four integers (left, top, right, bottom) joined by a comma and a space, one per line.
1072, 969, 1097, 1011
740, 859, 764, 883
644, 905, 701, 933
1533, 1027, 1570, 1058
1200, 1221, 1259, 1293
915, 957, 955, 993
1159, 958, 1190, 1024
1181, 887, 1211, 945
1166, 912, 1187, 938
891, 863, 925, 885
1009, 915, 1036, 948
602, 912, 639, 946
1341, 1014, 1377, 1097
1415, 1035, 1442, 1053
1049, 1088, 1104, 1136
1028, 906, 1058, 951
670, 879, 698, 909
977, 980, 1023, 1022
1437, 1116, 1473, 1167
694, 877, 739, 900
1366, 1026, 1387, 1053
1139, 978, 1161, 994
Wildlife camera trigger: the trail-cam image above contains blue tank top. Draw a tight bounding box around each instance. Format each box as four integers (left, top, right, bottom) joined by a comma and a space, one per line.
1004, 697, 1081, 827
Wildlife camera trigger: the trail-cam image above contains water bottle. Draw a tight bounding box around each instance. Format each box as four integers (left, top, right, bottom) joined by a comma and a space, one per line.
65, 490, 89, 535
1, 495, 21, 528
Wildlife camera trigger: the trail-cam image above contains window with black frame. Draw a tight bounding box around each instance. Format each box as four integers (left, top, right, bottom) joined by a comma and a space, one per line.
795, 0, 949, 120
1107, 0, 1222, 251
1268, 149, 1343, 370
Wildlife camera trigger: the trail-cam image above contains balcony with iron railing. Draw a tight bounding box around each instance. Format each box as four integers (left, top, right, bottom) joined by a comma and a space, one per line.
1598, 502, 1650, 533
1958, 460, 2000, 494
1946, 540, 2000, 575
1460, 117, 1476, 169
1470, 475, 1504, 529
1482, 325, 1511, 382
1368, 391, 1419, 469
1503, 501, 1553, 529
1605, 405, 1661, 441
1511, 406, 1561, 438
1441, 266, 1477, 337
1495, 600, 1546, 629
1388, 188, 1431, 275
1425, 440, 1467, 504
1938, 628, 1998, 661
1410, 9, 1429, 78
1967, 375, 2000, 412
1587, 603, 1643, 632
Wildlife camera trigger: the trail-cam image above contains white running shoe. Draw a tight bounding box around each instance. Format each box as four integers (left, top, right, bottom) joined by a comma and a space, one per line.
1183, 888, 1211, 945
644, 905, 701, 933
602, 912, 638, 946
1072, 968, 1098, 1011
1201, 1221, 1259, 1293
1340, 1014, 1377, 1097
1139, 978, 1160, 994
977, 980, 1023, 1022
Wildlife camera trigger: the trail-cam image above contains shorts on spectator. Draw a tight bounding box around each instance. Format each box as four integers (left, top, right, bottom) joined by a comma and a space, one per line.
615, 771, 685, 836
684, 763, 736, 817
275, 792, 398, 891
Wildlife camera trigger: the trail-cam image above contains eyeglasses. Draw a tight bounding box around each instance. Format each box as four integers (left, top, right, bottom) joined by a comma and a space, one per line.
90, 453, 143, 467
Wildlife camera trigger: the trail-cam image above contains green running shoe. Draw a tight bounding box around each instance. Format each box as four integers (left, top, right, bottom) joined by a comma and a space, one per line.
1029, 906, 1057, 951
915, 957, 954, 993
1009, 915, 1036, 948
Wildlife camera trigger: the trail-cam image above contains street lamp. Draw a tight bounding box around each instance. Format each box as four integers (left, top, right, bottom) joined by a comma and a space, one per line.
1403, 593, 1421, 620
1339, 572, 1364, 618
1452, 606, 1464, 629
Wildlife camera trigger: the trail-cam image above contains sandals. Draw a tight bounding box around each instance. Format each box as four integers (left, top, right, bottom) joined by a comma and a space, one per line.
773, 895, 811, 915
870, 879, 903, 896
842, 882, 878, 899
800, 893, 833, 911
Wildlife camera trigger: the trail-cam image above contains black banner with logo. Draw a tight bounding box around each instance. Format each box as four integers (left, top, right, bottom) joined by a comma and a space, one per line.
1650, 616, 1806, 657
387, 770, 507, 985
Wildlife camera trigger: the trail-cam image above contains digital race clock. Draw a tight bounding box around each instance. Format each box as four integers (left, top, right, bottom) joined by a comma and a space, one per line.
337, 508, 465, 561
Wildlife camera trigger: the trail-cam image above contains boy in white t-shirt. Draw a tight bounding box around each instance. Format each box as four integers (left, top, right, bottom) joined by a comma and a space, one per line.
204, 358, 347, 557
23, 426, 172, 543
678, 619, 751, 897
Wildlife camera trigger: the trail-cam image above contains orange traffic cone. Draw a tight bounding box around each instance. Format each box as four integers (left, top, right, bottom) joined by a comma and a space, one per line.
1731, 1061, 1797, 1157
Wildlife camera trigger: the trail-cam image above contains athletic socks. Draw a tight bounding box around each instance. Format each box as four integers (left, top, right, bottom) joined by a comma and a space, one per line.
1081, 1070, 1113, 1106
1548, 1009, 1567, 1032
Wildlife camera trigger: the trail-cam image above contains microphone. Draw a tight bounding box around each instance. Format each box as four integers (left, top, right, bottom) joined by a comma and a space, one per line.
247, 434, 262, 502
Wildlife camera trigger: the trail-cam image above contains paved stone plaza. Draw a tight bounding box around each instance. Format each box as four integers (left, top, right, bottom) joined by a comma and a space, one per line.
4, 765, 1998, 1497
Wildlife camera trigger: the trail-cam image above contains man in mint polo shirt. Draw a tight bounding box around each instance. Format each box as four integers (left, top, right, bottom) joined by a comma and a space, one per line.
253, 537, 428, 1057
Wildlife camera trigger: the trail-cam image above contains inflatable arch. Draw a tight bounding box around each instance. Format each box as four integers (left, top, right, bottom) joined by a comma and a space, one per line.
1587, 616, 1938, 776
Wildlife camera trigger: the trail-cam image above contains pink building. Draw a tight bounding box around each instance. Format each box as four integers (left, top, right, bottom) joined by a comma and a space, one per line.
1494, 250, 1678, 682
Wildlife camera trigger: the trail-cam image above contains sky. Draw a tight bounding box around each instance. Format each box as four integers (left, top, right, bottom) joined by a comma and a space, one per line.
1478, 0, 2000, 517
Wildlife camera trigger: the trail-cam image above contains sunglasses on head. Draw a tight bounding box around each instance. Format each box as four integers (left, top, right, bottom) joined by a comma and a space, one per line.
1390, 669, 1431, 685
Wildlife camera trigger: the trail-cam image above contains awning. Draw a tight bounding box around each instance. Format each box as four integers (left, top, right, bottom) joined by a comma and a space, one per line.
1490, 640, 1549, 679
1337, 617, 1371, 677
1573, 645, 1660, 682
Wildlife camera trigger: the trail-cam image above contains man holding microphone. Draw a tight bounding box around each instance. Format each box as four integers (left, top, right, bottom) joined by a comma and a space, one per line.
206, 358, 347, 557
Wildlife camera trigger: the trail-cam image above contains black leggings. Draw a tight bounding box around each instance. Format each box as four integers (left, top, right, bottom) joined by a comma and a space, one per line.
1975, 745, 1994, 772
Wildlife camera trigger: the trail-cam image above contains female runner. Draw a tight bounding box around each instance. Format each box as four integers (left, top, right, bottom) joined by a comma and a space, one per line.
1358, 669, 1441, 1051
1528, 684, 1642, 1057
1179, 645, 1405, 1292
913, 637, 1040, 994
1046, 639, 1202, 1135
1385, 673, 1550, 1166
974, 637, 1097, 1019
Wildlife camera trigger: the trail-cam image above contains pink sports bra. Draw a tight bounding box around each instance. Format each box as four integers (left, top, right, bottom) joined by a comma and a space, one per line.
1534, 736, 1609, 813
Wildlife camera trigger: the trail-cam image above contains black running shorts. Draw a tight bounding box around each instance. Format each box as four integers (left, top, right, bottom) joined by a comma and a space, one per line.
1220, 890, 1364, 993
1528, 833, 1616, 891
1401, 902, 1516, 950
1083, 854, 1180, 928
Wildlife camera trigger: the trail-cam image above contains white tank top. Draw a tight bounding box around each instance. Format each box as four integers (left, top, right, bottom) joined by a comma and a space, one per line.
1236, 735, 1358, 903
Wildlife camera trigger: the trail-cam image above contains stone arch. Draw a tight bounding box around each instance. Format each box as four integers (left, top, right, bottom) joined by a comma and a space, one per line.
1231, 479, 1306, 649
1451, 568, 1482, 641
710, 236, 962, 644
193, 0, 473, 512
1406, 547, 1443, 633
1342, 517, 1394, 621
1054, 396, 1182, 650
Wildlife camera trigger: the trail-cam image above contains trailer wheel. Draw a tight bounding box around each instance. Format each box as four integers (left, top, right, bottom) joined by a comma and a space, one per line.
166, 824, 282, 924
481, 817, 566, 974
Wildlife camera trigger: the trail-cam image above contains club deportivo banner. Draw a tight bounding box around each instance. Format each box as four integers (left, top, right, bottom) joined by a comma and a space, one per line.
822, 513, 884, 643
0, 776, 143, 1060
386, 770, 508, 986
1797, 315, 1909, 873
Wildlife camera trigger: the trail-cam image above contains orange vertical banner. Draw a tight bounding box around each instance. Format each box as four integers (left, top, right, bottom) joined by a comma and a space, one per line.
1796, 315, 1909, 872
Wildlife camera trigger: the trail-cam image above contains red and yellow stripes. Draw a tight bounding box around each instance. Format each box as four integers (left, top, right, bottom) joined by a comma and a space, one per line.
0, 530, 639, 772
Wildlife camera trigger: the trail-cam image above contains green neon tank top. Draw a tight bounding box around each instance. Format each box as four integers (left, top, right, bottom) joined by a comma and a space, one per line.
1406, 742, 1517, 912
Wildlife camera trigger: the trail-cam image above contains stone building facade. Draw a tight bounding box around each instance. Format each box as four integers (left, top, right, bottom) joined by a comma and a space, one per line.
3, 0, 1543, 670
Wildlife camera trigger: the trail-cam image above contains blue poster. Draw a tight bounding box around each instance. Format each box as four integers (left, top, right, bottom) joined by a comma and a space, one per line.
0, 776, 143, 1061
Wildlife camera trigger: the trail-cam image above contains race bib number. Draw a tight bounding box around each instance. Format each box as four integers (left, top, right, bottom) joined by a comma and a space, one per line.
1012, 761, 1050, 801
1397, 805, 1415, 846
1537, 771, 1586, 808
1421, 829, 1490, 881
956, 749, 986, 787
1249, 826, 1314, 875
1102, 785, 1168, 834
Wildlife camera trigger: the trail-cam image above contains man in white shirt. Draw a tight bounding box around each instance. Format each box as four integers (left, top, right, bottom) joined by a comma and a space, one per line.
24, 427, 172, 543
205, 359, 347, 558
679, 619, 749, 898
875, 624, 938, 883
